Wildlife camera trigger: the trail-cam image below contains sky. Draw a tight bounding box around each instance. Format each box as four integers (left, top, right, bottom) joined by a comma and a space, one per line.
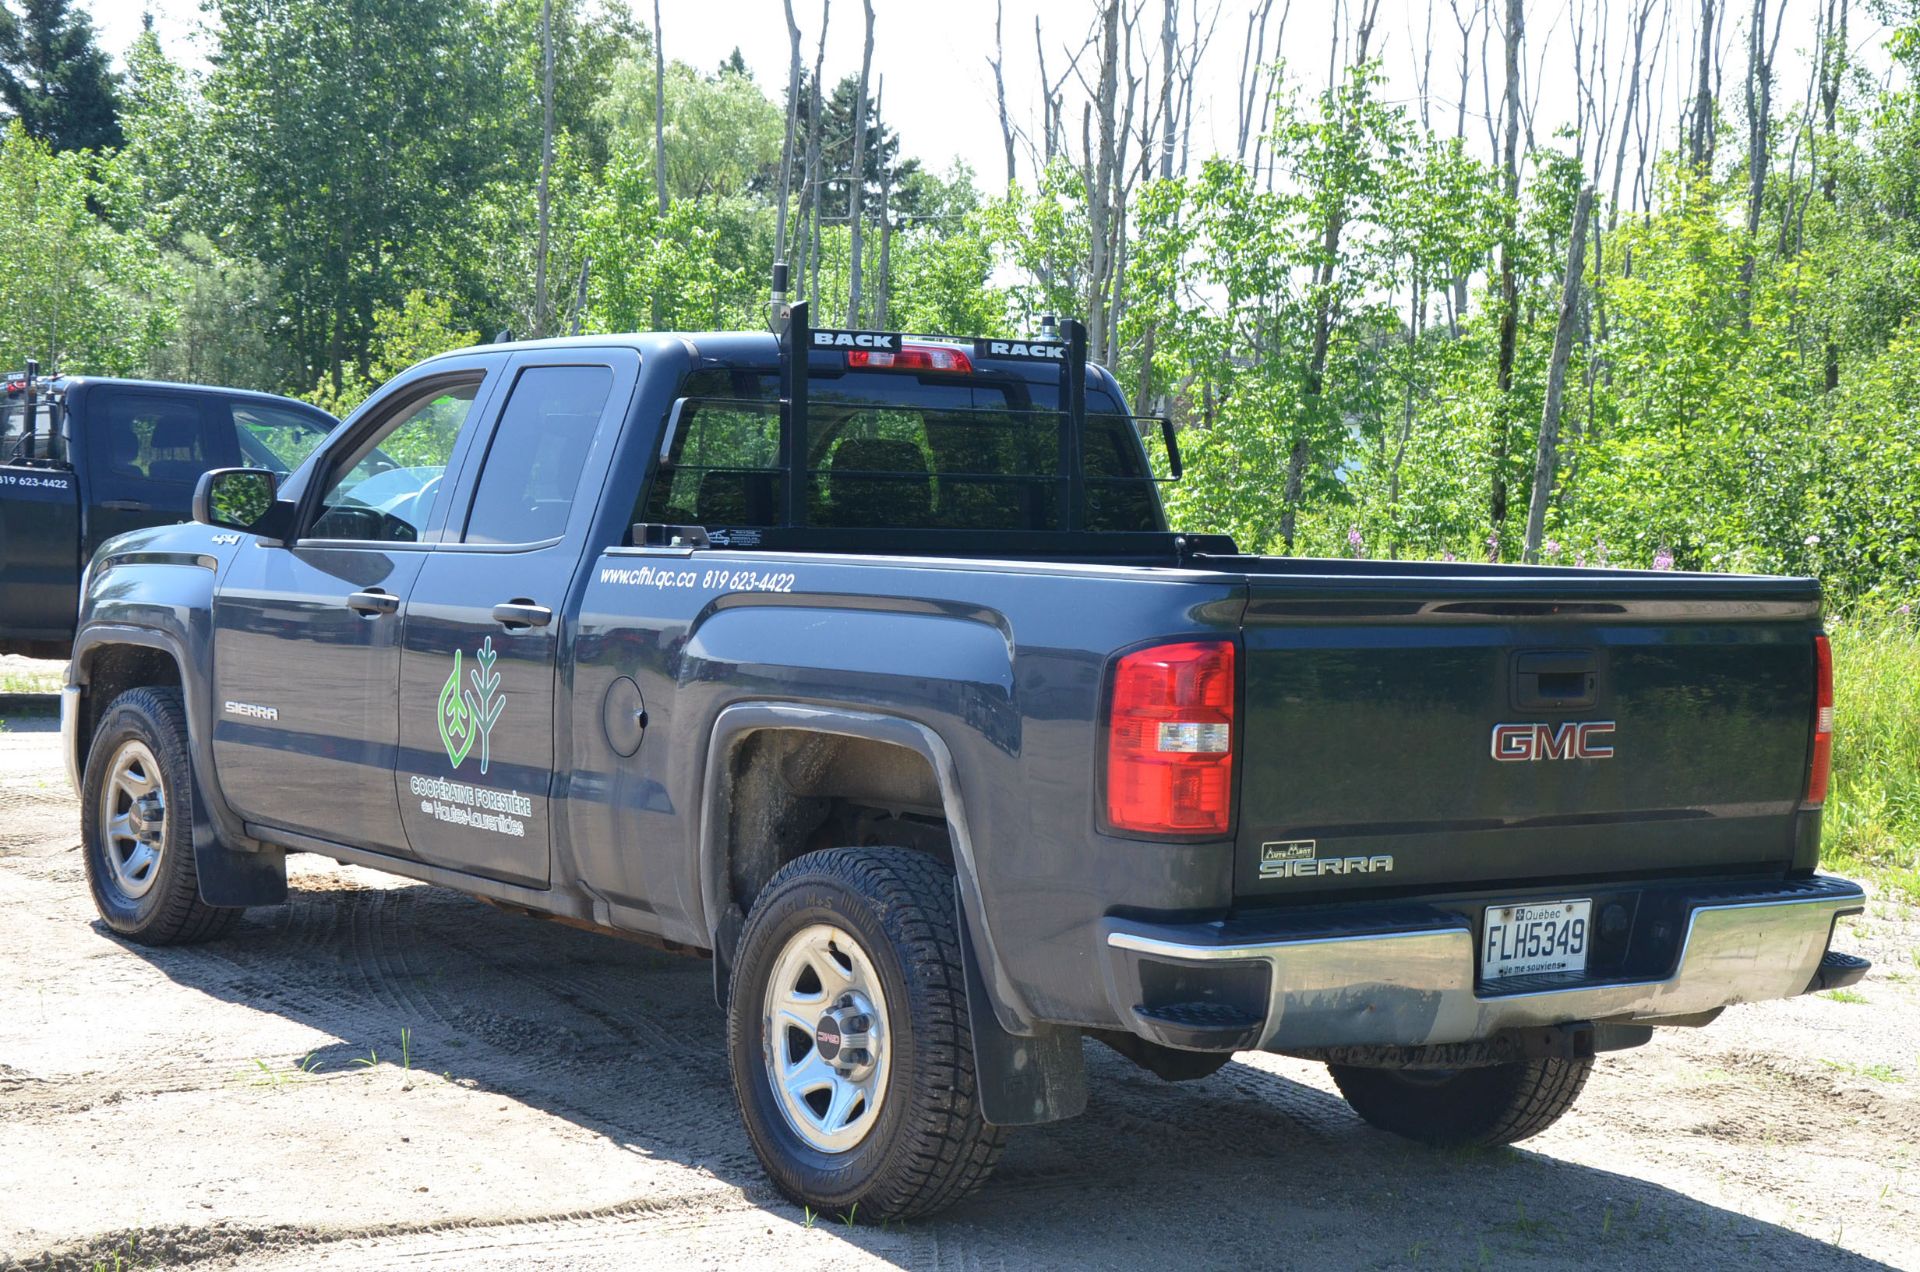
91, 0, 1894, 201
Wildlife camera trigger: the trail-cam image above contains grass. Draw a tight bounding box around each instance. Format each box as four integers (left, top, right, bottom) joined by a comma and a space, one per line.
1492, 1200, 1555, 1238
0, 666, 62, 695
1820, 1058, 1904, 1082
1823, 619, 1920, 904
1821, 988, 1868, 1004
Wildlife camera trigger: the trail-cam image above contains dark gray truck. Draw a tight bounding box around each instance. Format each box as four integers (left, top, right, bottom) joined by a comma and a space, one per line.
63, 308, 1868, 1219
1, 368, 336, 657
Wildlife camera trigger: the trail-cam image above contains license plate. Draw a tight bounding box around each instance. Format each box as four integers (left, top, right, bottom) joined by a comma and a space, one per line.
1481, 899, 1591, 981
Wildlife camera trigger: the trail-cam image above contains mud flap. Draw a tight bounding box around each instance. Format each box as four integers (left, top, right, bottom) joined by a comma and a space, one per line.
959, 899, 1086, 1127
191, 772, 286, 907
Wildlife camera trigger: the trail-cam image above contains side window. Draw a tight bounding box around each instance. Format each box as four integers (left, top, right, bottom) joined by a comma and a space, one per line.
310, 381, 479, 542
462, 365, 614, 545
229, 403, 332, 477
96, 391, 234, 486
638, 398, 785, 529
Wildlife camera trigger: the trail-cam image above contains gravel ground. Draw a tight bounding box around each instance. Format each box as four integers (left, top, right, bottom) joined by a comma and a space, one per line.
1, 710, 1917, 1271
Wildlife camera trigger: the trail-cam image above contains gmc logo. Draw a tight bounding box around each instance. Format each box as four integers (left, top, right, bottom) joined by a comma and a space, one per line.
1491, 721, 1616, 762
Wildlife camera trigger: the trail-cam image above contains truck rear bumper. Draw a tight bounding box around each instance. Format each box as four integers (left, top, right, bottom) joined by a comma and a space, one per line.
1101, 874, 1867, 1053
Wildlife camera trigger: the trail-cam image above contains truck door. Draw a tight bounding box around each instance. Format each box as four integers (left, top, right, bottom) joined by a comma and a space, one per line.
393, 352, 635, 888
211, 362, 498, 851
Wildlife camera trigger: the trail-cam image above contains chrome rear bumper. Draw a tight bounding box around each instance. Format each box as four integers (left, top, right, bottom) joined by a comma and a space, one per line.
1103, 874, 1866, 1052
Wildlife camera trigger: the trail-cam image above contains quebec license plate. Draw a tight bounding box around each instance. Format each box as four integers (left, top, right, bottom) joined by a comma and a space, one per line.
1481, 899, 1592, 981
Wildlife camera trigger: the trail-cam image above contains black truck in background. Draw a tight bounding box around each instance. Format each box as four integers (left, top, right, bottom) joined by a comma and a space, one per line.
1, 368, 337, 657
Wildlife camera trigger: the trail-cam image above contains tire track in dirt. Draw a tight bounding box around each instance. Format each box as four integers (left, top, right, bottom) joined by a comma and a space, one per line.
5, 721, 1916, 1272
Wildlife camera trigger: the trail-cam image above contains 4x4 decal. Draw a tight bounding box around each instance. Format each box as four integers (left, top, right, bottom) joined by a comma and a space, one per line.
437, 637, 505, 773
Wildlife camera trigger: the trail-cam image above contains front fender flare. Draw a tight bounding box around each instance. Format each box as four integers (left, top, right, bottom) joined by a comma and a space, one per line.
71, 623, 285, 908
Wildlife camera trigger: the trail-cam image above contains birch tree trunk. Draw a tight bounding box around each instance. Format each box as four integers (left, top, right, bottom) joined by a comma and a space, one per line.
1740, 0, 1785, 325
650, 0, 667, 329
806, 2, 830, 309
846, 0, 875, 326
1688, 0, 1718, 173
534, 0, 553, 336
990, 1, 1015, 188
775, 0, 802, 266
1820, 0, 1848, 391
1523, 186, 1594, 563
1279, 0, 1380, 553
1083, 1, 1121, 364
874, 76, 891, 329
1487, 0, 1523, 554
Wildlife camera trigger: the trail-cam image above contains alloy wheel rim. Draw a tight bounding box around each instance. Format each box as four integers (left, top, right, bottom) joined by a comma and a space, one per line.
99, 740, 166, 900
761, 922, 891, 1154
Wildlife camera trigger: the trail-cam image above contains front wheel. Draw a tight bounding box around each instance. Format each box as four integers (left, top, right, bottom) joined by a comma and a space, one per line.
727, 848, 1006, 1220
1329, 1056, 1593, 1148
81, 686, 242, 946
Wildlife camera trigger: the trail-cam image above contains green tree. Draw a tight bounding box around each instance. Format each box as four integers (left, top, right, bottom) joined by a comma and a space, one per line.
579, 141, 758, 332
0, 122, 174, 374
204, 0, 515, 392
0, 0, 121, 152
303, 289, 479, 417
599, 54, 783, 202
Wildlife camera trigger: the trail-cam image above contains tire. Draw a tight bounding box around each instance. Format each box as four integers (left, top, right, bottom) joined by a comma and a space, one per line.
727, 847, 1007, 1220
1329, 1056, 1593, 1148
81, 686, 242, 946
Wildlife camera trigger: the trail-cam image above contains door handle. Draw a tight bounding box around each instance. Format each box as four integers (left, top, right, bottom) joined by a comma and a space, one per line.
99, 499, 149, 512
346, 589, 399, 616
491, 600, 552, 630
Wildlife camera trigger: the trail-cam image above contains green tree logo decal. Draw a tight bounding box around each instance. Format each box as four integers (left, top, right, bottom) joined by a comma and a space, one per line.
436, 638, 505, 773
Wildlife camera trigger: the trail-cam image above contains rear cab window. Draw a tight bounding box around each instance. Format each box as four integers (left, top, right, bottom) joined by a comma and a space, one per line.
639, 366, 1164, 535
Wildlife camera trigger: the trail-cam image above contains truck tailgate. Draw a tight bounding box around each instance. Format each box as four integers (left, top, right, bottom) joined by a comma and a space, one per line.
1230, 567, 1824, 900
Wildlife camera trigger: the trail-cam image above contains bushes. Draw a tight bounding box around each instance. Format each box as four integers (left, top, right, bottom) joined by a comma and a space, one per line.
1825, 618, 1920, 902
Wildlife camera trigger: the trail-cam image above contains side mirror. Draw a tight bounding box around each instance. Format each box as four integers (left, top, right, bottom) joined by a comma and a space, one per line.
194, 468, 288, 537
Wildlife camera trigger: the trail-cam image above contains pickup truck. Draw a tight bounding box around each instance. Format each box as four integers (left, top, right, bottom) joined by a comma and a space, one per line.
1, 367, 336, 658
62, 306, 1870, 1220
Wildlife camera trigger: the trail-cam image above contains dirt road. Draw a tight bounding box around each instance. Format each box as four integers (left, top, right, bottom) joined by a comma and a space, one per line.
2, 713, 1917, 1271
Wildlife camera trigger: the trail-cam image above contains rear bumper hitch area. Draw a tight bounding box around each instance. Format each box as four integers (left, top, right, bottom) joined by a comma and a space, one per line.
1100, 874, 1866, 1054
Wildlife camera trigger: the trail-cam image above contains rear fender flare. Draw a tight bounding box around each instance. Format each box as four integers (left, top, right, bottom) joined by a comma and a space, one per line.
697, 701, 1034, 1036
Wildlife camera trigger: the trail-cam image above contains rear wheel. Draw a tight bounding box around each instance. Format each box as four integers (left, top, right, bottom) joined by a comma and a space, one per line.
81, 686, 241, 946
1328, 1056, 1593, 1147
727, 847, 1006, 1219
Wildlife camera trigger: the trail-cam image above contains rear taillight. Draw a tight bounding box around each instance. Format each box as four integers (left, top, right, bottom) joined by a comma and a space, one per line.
1805, 634, 1834, 807
1106, 640, 1236, 836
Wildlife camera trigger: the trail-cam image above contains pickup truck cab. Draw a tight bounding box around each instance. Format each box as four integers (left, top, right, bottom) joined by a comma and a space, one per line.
1, 370, 336, 657
63, 308, 1869, 1219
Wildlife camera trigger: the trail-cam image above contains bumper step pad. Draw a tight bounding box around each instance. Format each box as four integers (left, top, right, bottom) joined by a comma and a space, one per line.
1807, 949, 1871, 993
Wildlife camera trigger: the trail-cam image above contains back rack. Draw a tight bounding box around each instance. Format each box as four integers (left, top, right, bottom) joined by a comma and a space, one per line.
631, 288, 1227, 563
779, 299, 1097, 533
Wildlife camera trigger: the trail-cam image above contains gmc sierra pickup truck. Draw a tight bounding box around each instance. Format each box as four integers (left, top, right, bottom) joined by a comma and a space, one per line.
63, 306, 1869, 1220
2, 366, 337, 657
